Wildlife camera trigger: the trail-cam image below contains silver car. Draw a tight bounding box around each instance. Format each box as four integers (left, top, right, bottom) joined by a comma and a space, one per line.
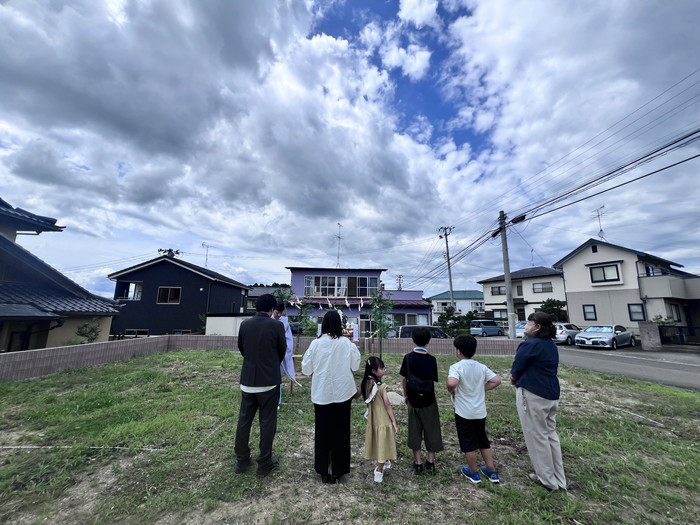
575, 325, 636, 350
515, 321, 527, 338
553, 323, 581, 345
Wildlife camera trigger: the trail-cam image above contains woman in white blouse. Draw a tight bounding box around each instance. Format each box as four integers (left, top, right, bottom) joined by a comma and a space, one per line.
301, 310, 361, 483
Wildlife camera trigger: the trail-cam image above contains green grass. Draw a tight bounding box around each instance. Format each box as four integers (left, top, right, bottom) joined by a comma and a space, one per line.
1, 350, 698, 524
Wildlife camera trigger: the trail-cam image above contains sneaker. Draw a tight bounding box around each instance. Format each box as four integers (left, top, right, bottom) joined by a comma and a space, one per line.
413, 463, 424, 475
425, 461, 436, 474
374, 468, 383, 483
384, 460, 392, 470
460, 466, 481, 484
480, 466, 500, 484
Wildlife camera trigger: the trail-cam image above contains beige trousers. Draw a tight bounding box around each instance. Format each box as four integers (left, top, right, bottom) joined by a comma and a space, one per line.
516, 387, 567, 490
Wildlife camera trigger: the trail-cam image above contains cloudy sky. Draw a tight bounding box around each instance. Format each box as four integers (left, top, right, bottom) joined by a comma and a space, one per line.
2, 0, 700, 299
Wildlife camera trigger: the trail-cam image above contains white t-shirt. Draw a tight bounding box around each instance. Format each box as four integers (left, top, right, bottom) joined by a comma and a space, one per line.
448, 359, 497, 419
301, 334, 361, 405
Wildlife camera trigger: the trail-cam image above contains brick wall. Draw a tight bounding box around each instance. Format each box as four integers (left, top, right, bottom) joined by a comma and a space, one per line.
0, 335, 519, 381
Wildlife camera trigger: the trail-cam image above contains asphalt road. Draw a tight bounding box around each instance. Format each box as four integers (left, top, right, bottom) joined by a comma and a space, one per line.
557, 346, 700, 391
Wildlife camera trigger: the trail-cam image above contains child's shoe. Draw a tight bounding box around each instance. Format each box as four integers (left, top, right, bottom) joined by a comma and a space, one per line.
460, 466, 482, 484
480, 466, 500, 484
413, 462, 424, 475
374, 468, 383, 483
384, 460, 391, 470
425, 461, 436, 474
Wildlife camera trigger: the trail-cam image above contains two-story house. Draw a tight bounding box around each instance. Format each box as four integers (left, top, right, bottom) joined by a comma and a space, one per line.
0, 199, 119, 351
286, 267, 432, 336
553, 239, 700, 333
109, 252, 250, 336
478, 266, 566, 322
428, 290, 484, 315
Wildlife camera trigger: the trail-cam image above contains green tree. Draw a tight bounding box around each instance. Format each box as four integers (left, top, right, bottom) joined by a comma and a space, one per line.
75, 317, 101, 343
538, 299, 568, 322
371, 291, 395, 358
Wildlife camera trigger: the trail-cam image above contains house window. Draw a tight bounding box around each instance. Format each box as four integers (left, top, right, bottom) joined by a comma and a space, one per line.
516, 285, 523, 296
157, 287, 181, 304
628, 304, 645, 321
671, 304, 682, 322
592, 245, 598, 253
118, 282, 143, 300
532, 282, 553, 293
493, 310, 507, 319
304, 275, 378, 297
583, 304, 597, 321
590, 264, 620, 283
491, 286, 506, 296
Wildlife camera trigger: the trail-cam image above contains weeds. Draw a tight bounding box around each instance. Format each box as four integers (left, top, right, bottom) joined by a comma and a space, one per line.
0, 350, 698, 524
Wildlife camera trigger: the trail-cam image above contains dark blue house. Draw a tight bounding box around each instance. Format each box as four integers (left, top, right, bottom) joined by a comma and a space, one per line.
108, 252, 250, 336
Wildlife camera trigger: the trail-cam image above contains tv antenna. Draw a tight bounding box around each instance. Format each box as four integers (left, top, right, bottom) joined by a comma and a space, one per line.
335, 223, 343, 268
593, 206, 606, 240
201, 242, 215, 267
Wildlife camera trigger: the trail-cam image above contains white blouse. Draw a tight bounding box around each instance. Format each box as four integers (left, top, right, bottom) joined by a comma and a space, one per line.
301, 334, 361, 405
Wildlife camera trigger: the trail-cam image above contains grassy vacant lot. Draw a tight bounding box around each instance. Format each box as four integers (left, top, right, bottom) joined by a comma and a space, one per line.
1, 349, 698, 525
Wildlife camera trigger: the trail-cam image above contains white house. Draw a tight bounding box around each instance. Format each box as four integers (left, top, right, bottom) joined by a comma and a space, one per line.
478, 266, 566, 322
428, 290, 484, 315
553, 239, 700, 333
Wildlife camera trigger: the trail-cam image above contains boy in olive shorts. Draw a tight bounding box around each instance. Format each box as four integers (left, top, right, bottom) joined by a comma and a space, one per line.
400, 327, 444, 474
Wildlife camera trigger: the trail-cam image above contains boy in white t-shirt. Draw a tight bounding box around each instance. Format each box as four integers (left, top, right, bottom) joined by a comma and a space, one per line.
447, 335, 502, 484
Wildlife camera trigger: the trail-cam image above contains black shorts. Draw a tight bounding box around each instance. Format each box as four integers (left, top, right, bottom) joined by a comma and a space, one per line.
454, 413, 490, 453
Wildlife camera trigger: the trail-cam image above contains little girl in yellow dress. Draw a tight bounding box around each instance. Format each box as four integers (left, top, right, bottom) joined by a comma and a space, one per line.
362, 356, 399, 482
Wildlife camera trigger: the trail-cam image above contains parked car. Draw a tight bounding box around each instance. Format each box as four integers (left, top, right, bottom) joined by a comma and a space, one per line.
575, 325, 636, 350
515, 321, 527, 338
553, 323, 582, 345
397, 325, 449, 339
470, 319, 503, 337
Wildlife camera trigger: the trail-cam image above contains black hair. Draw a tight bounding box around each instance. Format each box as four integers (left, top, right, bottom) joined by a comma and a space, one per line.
256, 293, 277, 312
527, 311, 556, 339
321, 310, 343, 339
275, 300, 286, 313
361, 356, 385, 400
453, 334, 477, 358
411, 326, 431, 347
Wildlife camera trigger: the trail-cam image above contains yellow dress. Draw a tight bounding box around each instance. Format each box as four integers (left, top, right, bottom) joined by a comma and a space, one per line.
364, 382, 397, 463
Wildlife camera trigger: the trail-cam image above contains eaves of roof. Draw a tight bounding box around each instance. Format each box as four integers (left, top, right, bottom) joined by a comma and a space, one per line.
0, 282, 120, 316
477, 266, 563, 284
108, 256, 251, 289
0, 198, 64, 233
552, 238, 683, 269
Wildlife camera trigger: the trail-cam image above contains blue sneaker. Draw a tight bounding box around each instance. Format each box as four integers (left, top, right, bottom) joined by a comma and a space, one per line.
460, 466, 481, 484
480, 466, 500, 484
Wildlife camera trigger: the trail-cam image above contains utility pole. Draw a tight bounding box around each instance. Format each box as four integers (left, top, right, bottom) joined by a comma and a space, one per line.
438, 226, 455, 308
498, 211, 517, 339
396, 275, 403, 291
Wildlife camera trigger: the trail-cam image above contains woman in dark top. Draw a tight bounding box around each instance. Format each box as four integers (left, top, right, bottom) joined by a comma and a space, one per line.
511, 311, 567, 491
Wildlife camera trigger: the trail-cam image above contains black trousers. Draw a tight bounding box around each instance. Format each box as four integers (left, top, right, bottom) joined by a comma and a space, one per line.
314, 398, 353, 477
234, 386, 280, 467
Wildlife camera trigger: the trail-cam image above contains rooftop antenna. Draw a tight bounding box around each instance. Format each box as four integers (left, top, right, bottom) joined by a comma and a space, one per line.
594, 205, 606, 240
396, 274, 403, 291
201, 242, 215, 267
335, 222, 343, 268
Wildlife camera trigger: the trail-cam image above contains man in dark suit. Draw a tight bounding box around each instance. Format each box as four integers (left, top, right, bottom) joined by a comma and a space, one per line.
234, 293, 287, 477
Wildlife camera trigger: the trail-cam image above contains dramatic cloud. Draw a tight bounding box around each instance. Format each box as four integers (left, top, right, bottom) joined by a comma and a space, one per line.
2, 0, 699, 299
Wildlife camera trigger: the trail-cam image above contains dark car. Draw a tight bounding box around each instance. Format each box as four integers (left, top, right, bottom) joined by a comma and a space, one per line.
396, 325, 449, 339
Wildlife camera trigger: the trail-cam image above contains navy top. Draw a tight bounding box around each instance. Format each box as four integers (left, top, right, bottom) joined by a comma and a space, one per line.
511, 337, 560, 400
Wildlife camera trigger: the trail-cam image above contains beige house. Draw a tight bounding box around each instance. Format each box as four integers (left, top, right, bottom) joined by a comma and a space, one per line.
552, 239, 700, 333
478, 266, 566, 323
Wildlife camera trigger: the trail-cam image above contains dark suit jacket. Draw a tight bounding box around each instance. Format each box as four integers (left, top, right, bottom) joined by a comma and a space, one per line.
238, 312, 287, 387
